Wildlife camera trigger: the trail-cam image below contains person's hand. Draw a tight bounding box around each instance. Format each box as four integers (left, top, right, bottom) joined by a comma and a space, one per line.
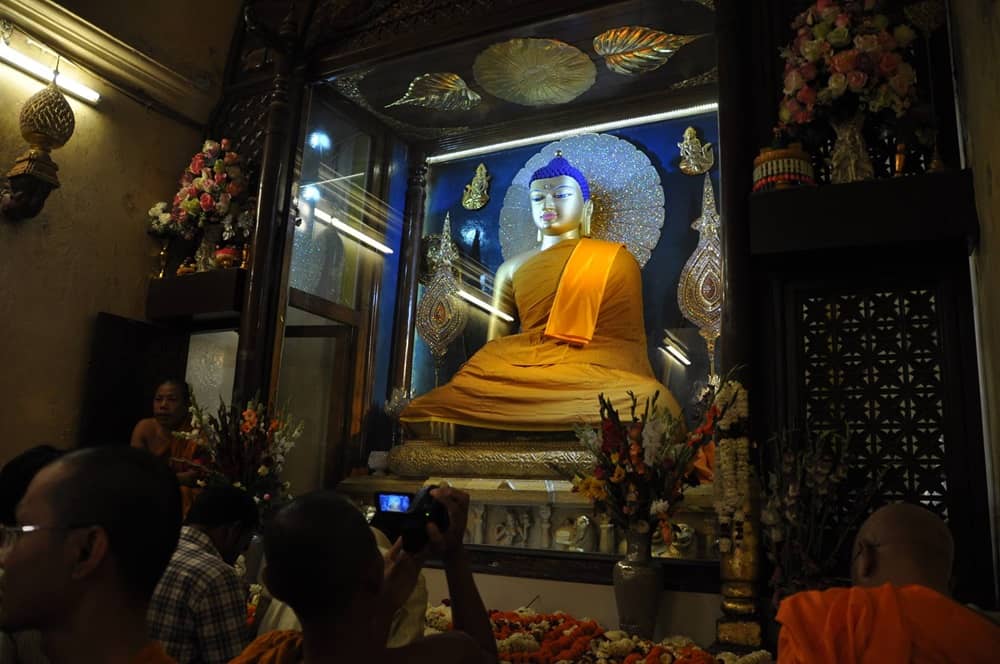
382, 537, 422, 612
427, 486, 470, 559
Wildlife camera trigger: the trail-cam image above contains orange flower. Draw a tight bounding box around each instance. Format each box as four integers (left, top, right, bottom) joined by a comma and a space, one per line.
610, 466, 626, 484
269, 419, 280, 432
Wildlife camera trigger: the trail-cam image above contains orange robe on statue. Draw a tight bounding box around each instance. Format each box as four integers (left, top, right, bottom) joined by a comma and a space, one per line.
230, 631, 303, 664
401, 238, 681, 431
777, 583, 1000, 663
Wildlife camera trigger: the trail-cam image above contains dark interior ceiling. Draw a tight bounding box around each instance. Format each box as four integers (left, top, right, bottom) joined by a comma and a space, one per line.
324, 0, 718, 143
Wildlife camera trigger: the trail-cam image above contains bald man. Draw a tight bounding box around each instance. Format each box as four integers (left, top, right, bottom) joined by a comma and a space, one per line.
777, 503, 1000, 663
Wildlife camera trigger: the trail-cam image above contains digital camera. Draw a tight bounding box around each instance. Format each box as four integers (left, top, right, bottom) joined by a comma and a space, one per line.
371, 485, 450, 553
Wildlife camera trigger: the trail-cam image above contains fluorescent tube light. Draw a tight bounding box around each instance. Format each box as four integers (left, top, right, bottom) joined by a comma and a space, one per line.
427, 103, 718, 164
457, 289, 514, 322
662, 344, 692, 367
0, 42, 100, 104
312, 207, 393, 255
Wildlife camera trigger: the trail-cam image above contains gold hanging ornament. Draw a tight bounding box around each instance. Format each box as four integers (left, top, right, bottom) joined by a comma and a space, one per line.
415, 213, 468, 382
462, 163, 491, 210
677, 175, 723, 379
593, 27, 705, 76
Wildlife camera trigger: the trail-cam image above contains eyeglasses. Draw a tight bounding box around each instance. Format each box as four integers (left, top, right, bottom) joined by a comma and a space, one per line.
0, 524, 93, 554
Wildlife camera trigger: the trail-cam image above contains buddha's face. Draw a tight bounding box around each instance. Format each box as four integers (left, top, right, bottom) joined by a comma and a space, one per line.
529, 175, 588, 237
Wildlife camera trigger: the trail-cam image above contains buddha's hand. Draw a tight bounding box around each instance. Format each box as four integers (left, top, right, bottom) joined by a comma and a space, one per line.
428, 486, 470, 560
381, 537, 421, 612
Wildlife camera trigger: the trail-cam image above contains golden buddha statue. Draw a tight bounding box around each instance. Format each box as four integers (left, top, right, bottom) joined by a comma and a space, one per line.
400, 153, 680, 443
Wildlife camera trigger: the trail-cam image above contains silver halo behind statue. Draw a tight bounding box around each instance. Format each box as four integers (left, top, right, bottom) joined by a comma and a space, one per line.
499, 133, 665, 267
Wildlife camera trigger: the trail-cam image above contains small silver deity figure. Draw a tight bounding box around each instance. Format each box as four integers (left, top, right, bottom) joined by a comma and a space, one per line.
516, 511, 533, 548
678, 126, 715, 175
537, 505, 553, 549
494, 509, 520, 546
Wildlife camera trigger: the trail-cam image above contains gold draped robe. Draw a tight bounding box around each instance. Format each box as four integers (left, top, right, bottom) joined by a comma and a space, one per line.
401, 238, 680, 431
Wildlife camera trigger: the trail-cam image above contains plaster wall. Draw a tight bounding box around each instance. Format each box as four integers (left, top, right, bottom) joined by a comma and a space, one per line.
950, 2, 1000, 577
0, 53, 200, 461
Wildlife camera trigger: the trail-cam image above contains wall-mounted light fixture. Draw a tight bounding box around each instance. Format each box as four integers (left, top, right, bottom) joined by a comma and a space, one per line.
661, 331, 692, 367
0, 36, 100, 104
308, 205, 394, 255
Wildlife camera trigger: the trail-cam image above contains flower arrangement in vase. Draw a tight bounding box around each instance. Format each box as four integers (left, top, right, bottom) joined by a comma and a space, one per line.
147, 139, 254, 271
178, 395, 302, 514
760, 425, 882, 608
775, 0, 922, 183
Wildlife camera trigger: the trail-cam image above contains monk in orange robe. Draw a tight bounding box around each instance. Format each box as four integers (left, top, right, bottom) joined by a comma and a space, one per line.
777, 503, 1000, 663
131, 379, 207, 515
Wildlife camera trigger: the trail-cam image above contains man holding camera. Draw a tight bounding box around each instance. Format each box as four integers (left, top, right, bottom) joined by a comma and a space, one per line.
232, 486, 497, 664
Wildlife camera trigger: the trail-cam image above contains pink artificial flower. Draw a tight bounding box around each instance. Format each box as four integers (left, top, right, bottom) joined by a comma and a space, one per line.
793, 109, 813, 124
227, 182, 243, 197
214, 173, 227, 186
796, 85, 818, 106
223, 151, 239, 166
180, 172, 193, 185
831, 49, 859, 74
173, 193, 183, 206
189, 155, 205, 175
187, 186, 199, 198
783, 98, 803, 115
847, 70, 869, 92
199, 193, 215, 211
835, 13, 850, 28
799, 62, 818, 81
878, 52, 902, 77
220, 138, 231, 151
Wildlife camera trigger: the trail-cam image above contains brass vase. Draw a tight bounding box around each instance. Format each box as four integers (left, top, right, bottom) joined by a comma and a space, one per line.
829, 112, 874, 184
195, 224, 224, 271
613, 521, 662, 639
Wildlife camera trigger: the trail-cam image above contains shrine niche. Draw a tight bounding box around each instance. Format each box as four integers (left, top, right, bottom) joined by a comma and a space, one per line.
185, 0, 996, 655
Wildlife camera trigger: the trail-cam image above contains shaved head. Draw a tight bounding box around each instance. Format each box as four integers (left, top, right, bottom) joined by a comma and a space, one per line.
852, 503, 954, 594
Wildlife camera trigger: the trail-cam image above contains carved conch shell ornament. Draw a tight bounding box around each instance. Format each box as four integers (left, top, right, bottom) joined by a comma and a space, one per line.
473, 38, 596, 106
462, 163, 491, 210
386, 72, 481, 111
677, 175, 723, 379
415, 213, 468, 380
593, 27, 705, 76
678, 126, 715, 176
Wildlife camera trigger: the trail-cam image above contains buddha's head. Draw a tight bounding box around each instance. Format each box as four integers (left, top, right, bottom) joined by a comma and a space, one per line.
529, 151, 593, 240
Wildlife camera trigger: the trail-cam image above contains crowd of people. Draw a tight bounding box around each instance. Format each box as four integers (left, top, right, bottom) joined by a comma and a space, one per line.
0, 380, 997, 663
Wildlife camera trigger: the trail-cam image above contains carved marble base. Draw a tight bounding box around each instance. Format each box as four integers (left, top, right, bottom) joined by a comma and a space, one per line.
337, 475, 720, 560
387, 439, 596, 478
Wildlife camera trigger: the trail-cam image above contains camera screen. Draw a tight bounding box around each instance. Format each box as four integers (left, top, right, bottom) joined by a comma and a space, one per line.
378, 493, 411, 513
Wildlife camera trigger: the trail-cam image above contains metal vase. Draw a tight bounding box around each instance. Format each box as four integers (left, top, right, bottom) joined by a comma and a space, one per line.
613, 523, 663, 638
829, 112, 875, 184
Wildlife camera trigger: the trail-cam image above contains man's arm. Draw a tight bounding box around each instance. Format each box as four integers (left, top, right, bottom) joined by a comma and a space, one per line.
428, 487, 498, 662
193, 567, 252, 664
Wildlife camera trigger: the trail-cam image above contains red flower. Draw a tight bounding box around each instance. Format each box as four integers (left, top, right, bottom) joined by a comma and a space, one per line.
226, 182, 243, 197
215, 173, 227, 186
601, 419, 624, 454
796, 85, 817, 106
831, 49, 859, 74
199, 193, 215, 211
224, 151, 239, 165
878, 52, 902, 77
799, 62, 817, 81
847, 70, 869, 92
189, 155, 204, 174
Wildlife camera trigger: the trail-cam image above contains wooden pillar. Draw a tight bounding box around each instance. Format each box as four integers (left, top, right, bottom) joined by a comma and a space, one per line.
232, 11, 300, 407
388, 156, 428, 395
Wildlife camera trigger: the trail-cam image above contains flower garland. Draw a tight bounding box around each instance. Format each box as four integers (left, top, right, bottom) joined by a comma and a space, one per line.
424, 606, 774, 664
711, 381, 751, 553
